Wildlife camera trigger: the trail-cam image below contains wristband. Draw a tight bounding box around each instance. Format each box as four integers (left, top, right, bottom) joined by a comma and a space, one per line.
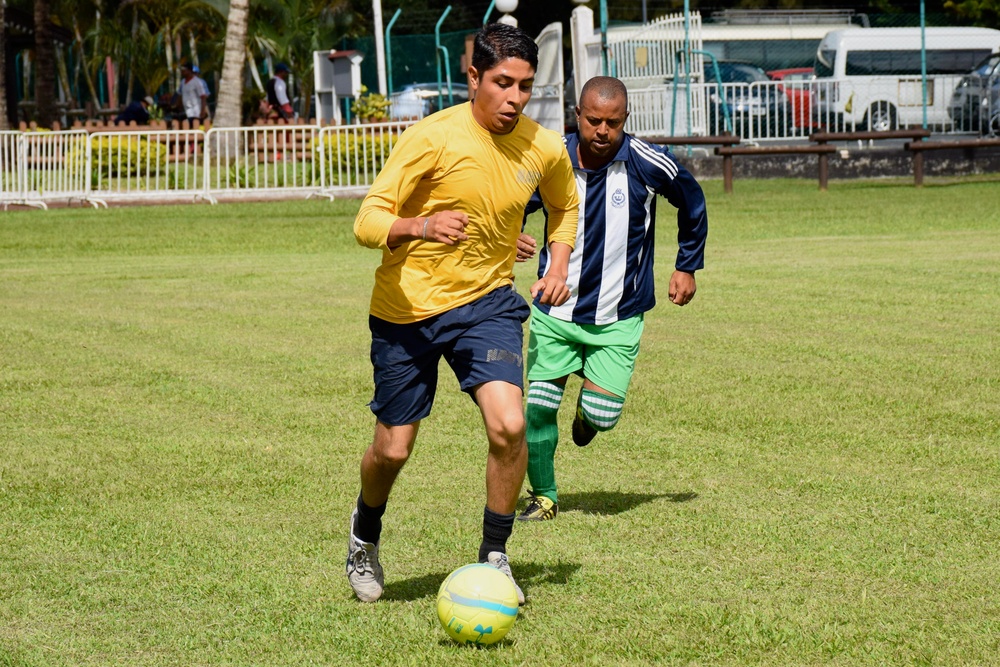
421, 217, 430, 240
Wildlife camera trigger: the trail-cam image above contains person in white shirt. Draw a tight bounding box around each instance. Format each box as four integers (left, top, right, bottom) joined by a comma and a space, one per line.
177, 64, 210, 127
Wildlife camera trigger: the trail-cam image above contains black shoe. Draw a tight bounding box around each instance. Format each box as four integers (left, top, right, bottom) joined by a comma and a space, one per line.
572, 404, 597, 447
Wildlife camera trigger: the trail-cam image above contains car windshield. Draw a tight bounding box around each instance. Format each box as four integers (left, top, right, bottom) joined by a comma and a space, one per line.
973, 53, 1000, 76
398, 83, 468, 98
706, 62, 768, 84
815, 49, 836, 78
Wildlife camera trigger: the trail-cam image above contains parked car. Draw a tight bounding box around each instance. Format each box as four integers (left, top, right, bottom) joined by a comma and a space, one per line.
767, 67, 818, 130
704, 60, 791, 138
948, 52, 1000, 134
390, 82, 469, 120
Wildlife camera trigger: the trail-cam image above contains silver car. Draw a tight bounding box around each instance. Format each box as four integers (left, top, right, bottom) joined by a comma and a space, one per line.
948, 52, 1000, 135
389, 83, 469, 121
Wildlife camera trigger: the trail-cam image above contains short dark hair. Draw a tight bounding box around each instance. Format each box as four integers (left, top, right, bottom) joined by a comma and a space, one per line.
472, 23, 538, 75
580, 76, 628, 107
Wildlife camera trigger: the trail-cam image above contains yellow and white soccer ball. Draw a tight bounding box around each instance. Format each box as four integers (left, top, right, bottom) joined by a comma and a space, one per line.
436, 563, 519, 645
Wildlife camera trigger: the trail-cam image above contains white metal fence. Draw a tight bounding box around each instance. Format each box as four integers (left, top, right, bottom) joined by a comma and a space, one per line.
0, 130, 93, 209
0, 121, 417, 209
628, 76, 999, 141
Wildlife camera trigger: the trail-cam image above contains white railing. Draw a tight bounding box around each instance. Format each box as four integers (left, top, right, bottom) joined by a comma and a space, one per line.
206, 125, 326, 202
627, 76, 995, 141
810, 75, 972, 132
0, 121, 418, 208
317, 121, 412, 198
27, 130, 93, 207
0, 131, 34, 208
89, 130, 203, 204
629, 81, 805, 141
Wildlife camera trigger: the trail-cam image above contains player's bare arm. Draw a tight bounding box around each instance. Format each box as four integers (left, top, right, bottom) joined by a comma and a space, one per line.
530, 242, 571, 306
386, 211, 470, 248
668, 270, 697, 306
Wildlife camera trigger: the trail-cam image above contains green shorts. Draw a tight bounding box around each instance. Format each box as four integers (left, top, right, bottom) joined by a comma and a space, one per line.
526, 306, 644, 398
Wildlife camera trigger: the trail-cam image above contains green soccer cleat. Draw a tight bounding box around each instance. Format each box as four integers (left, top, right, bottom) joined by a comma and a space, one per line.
517, 492, 558, 522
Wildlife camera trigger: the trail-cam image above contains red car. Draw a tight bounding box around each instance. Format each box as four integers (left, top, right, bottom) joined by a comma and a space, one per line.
768, 67, 817, 130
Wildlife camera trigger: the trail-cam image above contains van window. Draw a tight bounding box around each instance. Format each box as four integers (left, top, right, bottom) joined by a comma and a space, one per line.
815, 49, 836, 77
845, 49, 992, 76
927, 49, 993, 74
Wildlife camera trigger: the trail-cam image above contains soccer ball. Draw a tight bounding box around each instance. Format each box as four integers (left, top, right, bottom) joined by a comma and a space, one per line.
436, 563, 519, 645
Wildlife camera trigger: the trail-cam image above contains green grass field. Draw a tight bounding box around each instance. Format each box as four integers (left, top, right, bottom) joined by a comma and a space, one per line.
2, 177, 998, 666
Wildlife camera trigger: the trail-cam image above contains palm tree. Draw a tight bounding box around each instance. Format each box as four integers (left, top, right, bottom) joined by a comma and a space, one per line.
34, 0, 58, 127
212, 0, 248, 128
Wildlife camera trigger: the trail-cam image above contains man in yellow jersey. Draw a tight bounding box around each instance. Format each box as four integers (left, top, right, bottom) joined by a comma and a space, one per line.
347, 23, 579, 604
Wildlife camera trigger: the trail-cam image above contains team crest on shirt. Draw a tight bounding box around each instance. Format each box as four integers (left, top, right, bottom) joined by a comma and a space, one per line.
611, 188, 627, 208
517, 169, 542, 187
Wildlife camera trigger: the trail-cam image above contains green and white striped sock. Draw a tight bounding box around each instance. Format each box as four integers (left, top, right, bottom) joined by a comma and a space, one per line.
525, 381, 564, 504
579, 388, 625, 432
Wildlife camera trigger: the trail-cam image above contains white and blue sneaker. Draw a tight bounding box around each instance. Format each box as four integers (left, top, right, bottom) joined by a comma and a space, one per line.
487, 551, 526, 605
346, 508, 384, 602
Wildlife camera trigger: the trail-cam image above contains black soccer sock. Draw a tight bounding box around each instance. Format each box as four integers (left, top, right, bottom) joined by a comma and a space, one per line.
354, 492, 386, 545
478, 506, 515, 563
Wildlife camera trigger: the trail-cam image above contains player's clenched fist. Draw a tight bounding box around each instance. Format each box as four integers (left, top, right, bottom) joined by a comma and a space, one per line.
422, 211, 469, 245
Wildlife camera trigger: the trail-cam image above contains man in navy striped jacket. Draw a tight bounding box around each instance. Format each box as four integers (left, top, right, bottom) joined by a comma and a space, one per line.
517, 76, 708, 522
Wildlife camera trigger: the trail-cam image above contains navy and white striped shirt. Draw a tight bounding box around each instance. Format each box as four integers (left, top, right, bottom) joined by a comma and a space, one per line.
527, 133, 707, 325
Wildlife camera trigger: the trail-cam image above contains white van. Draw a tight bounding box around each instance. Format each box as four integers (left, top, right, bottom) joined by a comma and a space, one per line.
812, 27, 1000, 130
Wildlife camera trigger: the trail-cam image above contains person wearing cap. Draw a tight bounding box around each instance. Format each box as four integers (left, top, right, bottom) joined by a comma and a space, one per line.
265, 63, 294, 120
177, 63, 210, 127
114, 96, 155, 126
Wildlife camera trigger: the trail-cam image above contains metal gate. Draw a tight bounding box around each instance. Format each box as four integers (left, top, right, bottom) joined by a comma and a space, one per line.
524, 22, 566, 135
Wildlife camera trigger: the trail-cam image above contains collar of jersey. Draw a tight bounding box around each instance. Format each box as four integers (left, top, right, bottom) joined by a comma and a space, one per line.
567, 132, 631, 171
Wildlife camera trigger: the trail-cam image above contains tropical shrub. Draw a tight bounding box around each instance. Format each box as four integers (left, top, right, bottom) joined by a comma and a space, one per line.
314, 132, 399, 186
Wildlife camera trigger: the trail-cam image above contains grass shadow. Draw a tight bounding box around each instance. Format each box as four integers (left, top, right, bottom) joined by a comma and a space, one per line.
556, 490, 697, 516
515, 560, 582, 589
379, 560, 583, 603
380, 572, 450, 602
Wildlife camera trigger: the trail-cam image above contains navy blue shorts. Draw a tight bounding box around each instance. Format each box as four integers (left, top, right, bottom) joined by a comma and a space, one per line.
368, 286, 530, 426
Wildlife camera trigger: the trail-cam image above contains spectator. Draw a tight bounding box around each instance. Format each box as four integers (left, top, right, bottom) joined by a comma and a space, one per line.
115, 96, 154, 126
177, 64, 210, 127
265, 63, 294, 121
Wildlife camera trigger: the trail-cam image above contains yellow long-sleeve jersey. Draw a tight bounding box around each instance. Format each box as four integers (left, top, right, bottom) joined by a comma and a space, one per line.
354, 102, 579, 324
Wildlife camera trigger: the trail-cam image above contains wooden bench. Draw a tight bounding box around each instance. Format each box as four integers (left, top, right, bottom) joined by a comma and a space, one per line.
902, 137, 1000, 185
645, 135, 743, 192
714, 143, 837, 193
811, 129, 931, 187
714, 129, 935, 192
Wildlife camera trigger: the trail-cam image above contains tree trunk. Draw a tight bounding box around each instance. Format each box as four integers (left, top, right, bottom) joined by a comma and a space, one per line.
213, 0, 249, 130
126, 8, 139, 106
34, 0, 58, 127
73, 18, 101, 112
55, 45, 75, 109
164, 19, 176, 94
0, 0, 9, 130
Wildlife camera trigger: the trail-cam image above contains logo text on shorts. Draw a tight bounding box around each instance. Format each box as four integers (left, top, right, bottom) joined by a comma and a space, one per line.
486, 349, 523, 367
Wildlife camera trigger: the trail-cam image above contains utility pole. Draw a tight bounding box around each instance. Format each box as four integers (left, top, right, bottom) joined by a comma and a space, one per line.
373, 0, 387, 95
